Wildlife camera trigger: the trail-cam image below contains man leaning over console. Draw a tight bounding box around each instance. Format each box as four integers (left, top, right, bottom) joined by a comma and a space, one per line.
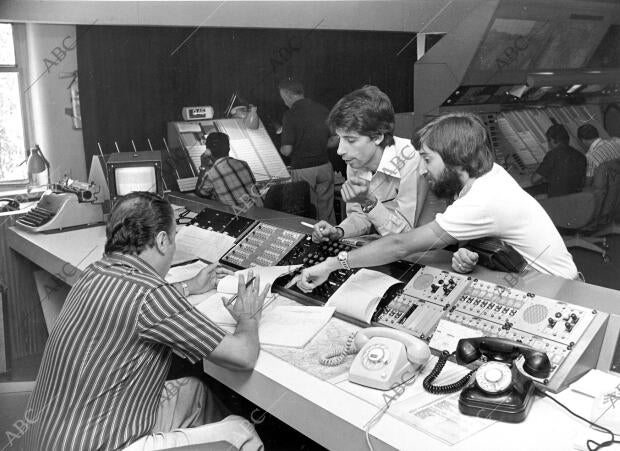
311, 85, 429, 243
298, 112, 579, 293
25, 192, 269, 451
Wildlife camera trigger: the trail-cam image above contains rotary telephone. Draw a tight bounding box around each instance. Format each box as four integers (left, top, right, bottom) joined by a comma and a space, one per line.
320, 327, 431, 391
423, 337, 551, 423
0, 198, 20, 213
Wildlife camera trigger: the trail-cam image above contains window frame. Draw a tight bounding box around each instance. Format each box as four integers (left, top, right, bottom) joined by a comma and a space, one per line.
0, 23, 33, 188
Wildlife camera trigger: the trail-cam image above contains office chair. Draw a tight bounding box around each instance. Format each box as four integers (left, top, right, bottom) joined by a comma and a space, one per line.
262, 180, 316, 219
592, 158, 620, 238
538, 189, 609, 262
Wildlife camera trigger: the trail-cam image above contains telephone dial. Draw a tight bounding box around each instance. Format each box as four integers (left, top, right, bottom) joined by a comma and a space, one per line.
320, 327, 431, 391
423, 337, 551, 423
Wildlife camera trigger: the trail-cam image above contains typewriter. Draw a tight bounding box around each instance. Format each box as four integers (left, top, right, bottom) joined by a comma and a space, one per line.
16, 180, 104, 233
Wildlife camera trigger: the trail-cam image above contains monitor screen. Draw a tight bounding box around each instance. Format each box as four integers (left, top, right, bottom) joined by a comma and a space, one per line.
114, 166, 157, 195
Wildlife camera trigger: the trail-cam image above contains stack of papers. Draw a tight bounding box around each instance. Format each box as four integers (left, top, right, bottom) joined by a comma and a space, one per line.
172, 225, 236, 265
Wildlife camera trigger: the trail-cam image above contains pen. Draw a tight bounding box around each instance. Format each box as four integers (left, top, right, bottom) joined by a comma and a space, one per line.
300, 221, 315, 229
224, 276, 256, 307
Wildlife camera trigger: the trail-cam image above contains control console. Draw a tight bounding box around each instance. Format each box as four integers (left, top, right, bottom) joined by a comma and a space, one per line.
190, 207, 257, 238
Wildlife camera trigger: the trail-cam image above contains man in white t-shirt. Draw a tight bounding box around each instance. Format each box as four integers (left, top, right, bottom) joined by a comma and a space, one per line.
311, 86, 429, 242
297, 112, 578, 291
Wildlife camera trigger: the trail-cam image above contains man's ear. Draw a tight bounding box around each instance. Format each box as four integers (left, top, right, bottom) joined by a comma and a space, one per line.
373, 134, 384, 146
154, 230, 169, 255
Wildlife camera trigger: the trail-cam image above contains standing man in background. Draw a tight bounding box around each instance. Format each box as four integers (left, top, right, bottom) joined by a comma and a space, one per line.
278, 78, 336, 223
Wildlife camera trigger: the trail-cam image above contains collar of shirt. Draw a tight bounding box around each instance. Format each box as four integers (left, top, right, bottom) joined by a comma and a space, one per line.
102, 252, 162, 279
356, 143, 404, 181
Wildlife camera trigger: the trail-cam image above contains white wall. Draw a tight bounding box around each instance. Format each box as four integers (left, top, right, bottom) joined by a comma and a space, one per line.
25, 23, 86, 181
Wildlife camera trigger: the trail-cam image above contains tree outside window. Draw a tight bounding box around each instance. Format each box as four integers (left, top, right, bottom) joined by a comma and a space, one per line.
0, 23, 27, 183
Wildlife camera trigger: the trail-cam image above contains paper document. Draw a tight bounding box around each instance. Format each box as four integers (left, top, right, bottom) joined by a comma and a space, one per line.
217, 265, 301, 295
259, 305, 335, 348
173, 225, 236, 265
326, 269, 401, 323
195, 292, 237, 330
166, 260, 209, 285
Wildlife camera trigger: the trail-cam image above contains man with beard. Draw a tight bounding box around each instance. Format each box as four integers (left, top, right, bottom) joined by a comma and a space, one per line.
297, 112, 578, 292
311, 85, 429, 243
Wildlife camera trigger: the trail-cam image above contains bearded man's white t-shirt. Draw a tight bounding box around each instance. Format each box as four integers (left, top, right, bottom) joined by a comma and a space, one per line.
435, 164, 578, 280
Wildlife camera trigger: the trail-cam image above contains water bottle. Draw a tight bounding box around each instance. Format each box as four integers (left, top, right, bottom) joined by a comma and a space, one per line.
27, 145, 50, 190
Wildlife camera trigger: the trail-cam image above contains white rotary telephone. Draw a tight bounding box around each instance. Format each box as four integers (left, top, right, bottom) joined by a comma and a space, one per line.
321, 327, 431, 391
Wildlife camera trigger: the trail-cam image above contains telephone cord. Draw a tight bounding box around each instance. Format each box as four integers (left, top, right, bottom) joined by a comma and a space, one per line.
538, 389, 620, 451
319, 332, 357, 366
423, 350, 475, 394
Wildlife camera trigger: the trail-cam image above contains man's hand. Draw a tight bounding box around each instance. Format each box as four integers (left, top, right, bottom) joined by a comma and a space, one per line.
297, 261, 334, 292
186, 264, 233, 295
312, 220, 343, 243
452, 248, 479, 274
341, 176, 376, 205
224, 272, 271, 322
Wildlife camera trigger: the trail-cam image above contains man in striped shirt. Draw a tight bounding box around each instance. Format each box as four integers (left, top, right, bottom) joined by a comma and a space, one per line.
195, 132, 264, 209
24, 192, 269, 450
577, 124, 620, 182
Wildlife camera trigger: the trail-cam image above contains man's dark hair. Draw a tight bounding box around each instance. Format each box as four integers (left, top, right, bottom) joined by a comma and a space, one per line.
577, 124, 599, 141
105, 192, 174, 255
546, 123, 570, 145
327, 85, 395, 149
278, 78, 304, 96
412, 112, 494, 178
206, 132, 230, 160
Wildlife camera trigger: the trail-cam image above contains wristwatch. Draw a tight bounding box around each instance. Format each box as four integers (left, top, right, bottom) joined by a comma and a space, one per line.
361, 197, 378, 213
180, 281, 190, 297
337, 251, 351, 271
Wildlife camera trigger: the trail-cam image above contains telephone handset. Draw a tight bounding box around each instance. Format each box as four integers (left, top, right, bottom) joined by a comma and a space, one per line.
456, 337, 551, 423
0, 198, 20, 213
320, 327, 431, 391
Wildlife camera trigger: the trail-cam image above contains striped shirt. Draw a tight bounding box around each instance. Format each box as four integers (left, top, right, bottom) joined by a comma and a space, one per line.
24, 253, 225, 451
195, 156, 263, 208
586, 137, 620, 178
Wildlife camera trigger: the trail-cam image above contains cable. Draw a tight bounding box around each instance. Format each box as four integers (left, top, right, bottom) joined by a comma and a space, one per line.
538, 389, 620, 451
319, 332, 357, 366
423, 350, 475, 394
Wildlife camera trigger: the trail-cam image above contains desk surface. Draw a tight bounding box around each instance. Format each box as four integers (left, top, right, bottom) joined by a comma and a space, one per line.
7, 195, 620, 451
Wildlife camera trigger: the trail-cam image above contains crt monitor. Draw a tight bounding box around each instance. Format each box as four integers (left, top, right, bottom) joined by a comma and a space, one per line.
106, 151, 164, 201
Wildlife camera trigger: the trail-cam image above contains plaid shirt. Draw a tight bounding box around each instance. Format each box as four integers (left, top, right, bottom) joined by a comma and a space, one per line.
586, 137, 620, 178
195, 156, 263, 208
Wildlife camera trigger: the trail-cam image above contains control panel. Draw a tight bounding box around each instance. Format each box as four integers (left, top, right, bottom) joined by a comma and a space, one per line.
190, 207, 257, 238
220, 223, 306, 269
373, 266, 597, 389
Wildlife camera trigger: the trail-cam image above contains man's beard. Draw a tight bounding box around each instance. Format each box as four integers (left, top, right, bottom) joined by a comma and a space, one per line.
428, 167, 463, 200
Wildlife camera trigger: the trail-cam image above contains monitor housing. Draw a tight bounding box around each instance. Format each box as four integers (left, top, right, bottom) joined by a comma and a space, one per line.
106, 151, 163, 201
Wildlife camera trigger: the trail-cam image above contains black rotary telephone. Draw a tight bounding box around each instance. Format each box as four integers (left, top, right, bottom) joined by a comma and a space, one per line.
0, 198, 20, 213
423, 337, 551, 423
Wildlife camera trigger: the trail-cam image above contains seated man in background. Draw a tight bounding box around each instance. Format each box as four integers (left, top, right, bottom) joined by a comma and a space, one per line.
195, 131, 263, 208
298, 113, 578, 293
531, 123, 586, 197
312, 85, 429, 243
577, 123, 620, 184
25, 192, 268, 451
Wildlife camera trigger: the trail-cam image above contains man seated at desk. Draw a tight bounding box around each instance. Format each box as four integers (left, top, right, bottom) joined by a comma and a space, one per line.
311, 85, 430, 243
577, 123, 620, 185
195, 131, 263, 208
298, 112, 579, 292
24, 192, 269, 451
531, 123, 586, 197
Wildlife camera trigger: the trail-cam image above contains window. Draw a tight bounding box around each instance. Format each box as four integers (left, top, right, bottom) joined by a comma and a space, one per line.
0, 23, 27, 183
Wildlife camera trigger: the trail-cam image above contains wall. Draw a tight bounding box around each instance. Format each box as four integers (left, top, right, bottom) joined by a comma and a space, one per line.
26, 23, 86, 182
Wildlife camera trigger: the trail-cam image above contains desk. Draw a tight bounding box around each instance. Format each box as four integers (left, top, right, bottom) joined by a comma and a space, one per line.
7, 195, 620, 451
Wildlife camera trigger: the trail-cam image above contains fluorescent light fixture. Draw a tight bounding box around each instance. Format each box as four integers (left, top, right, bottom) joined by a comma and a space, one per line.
567, 84, 583, 94
508, 85, 529, 98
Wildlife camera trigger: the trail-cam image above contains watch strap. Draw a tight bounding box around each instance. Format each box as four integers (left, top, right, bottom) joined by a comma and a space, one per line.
338, 251, 351, 271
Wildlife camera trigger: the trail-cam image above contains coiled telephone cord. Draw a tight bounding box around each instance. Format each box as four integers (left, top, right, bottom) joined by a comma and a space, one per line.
423, 350, 475, 394
320, 332, 357, 366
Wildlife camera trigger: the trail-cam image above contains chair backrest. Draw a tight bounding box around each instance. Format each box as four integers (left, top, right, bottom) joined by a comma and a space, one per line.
538, 190, 598, 230
592, 158, 620, 227
263, 181, 316, 219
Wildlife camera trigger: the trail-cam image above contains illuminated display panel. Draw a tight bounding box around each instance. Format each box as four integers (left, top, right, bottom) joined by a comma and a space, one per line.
115, 166, 157, 196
